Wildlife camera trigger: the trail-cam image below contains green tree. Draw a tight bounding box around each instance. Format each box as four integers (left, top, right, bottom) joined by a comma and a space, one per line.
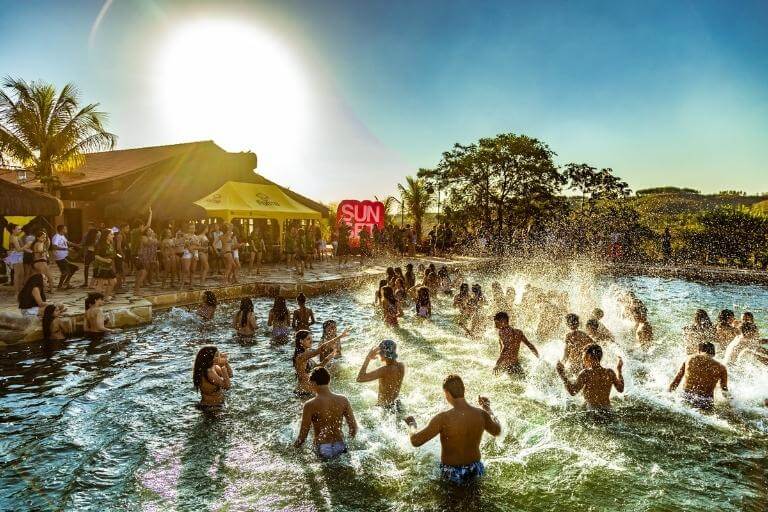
397, 176, 433, 239
420, 133, 564, 249
565, 163, 631, 211
691, 207, 768, 266
0, 77, 116, 192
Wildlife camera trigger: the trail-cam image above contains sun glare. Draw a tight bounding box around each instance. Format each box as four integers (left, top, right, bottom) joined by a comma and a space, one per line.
154, 19, 308, 163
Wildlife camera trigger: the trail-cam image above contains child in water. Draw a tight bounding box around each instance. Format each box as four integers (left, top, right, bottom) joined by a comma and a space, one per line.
292, 293, 316, 331
415, 286, 432, 319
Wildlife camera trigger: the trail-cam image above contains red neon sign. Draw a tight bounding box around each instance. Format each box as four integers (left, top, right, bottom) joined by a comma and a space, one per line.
337, 200, 385, 239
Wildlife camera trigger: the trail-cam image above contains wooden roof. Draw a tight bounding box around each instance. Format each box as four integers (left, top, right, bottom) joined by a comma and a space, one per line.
0, 178, 62, 216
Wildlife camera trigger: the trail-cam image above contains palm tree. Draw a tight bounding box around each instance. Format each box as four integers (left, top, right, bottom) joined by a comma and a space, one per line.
374, 195, 398, 224
0, 77, 116, 193
397, 176, 433, 239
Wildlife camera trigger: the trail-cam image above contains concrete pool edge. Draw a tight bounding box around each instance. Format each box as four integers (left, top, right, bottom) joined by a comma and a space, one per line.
0, 256, 491, 346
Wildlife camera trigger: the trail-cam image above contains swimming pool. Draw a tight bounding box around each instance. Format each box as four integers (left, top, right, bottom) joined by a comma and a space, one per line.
1, 272, 767, 511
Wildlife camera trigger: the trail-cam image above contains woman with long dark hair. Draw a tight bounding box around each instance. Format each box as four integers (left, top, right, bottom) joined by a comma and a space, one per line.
381, 286, 401, 327
404, 263, 416, 289
234, 298, 258, 336
415, 286, 432, 319
374, 279, 388, 306
42, 304, 66, 342
92, 229, 117, 300
197, 291, 218, 321
292, 328, 348, 396
193, 345, 232, 408
4, 223, 27, 295
683, 309, 716, 354
32, 230, 54, 294
268, 296, 291, 342
18, 271, 49, 316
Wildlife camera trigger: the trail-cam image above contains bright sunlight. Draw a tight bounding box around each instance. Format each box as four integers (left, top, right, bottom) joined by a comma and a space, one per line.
153, 18, 309, 162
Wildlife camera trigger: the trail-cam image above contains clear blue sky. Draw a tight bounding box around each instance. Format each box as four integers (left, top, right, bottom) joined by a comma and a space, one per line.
1, 0, 767, 201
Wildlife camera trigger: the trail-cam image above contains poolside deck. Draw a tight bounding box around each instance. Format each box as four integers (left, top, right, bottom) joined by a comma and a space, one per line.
0, 255, 487, 346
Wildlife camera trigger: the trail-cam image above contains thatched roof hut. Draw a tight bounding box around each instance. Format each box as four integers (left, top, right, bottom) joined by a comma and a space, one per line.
0, 177, 62, 216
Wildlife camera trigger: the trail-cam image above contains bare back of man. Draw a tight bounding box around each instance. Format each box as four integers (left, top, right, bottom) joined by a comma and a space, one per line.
435, 405, 490, 466
669, 345, 728, 410
304, 393, 351, 445
495, 325, 539, 376
564, 331, 593, 374
574, 367, 620, 409
357, 344, 405, 407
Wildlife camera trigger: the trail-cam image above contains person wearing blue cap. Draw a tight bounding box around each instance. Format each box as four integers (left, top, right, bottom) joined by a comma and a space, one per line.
356, 339, 405, 409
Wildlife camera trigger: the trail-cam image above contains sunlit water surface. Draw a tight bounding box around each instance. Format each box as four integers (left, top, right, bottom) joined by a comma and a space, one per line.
1, 273, 767, 511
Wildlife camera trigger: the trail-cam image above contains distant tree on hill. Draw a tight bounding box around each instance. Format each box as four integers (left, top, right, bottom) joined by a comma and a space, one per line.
0, 77, 116, 193
717, 190, 747, 197
635, 187, 700, 196
688, 207, 768, 266
564, 163, 631, 210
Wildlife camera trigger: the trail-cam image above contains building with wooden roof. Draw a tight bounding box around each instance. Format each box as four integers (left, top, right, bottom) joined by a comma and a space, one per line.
0, 141, 326, 242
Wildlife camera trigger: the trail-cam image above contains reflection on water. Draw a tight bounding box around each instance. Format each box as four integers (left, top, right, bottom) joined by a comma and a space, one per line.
1, 272, 767, 511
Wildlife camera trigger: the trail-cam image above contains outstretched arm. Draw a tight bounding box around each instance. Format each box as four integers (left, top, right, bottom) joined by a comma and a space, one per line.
357, 347, 386, 382
294, 402, 313, 447
613, 358, 625, 393
668, 362, 686, 392
479, 397, 501, 436
406, 414, 442, 447
522, 334, 540, 358
344, 398, 358, 438
556, 362, 585, 396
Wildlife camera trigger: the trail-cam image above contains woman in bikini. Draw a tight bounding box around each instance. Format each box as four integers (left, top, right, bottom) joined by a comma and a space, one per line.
292, 329, 348, 396
41, 304, 67, 342
5, 223, 29, 295
381, 286, 402, 327
179, 224, 196, 289
320, 320, 343, 360
220, 224, 236, 284
196, 225, 210, 286
234, 297, 258, 336
92, 230, 117, 301
197, 291, 218, 321
268, 296, 292, 342
160, 229, 176, 288
193, 346, 233, 409
32, 230, 54, 294
415, 286, 432, 320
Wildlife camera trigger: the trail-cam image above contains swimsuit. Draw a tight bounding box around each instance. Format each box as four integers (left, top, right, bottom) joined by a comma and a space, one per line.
682, 391, 714, 411
273, 325, 291, 339
440, 460, 485, 486
417, 305, 430, 318
316, 441, 347, 460
500, 362, 525, 377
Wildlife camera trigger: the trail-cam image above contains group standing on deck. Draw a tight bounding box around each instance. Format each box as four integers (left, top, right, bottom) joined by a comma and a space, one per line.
186, 263, 768, 488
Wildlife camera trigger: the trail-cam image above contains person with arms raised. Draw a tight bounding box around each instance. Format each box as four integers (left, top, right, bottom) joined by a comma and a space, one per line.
404, 374, 501, 485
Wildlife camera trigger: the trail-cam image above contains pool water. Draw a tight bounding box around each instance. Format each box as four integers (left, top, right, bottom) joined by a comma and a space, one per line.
1, 272, 767, 511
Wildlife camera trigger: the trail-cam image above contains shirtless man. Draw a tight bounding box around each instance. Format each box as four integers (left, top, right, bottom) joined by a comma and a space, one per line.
723, 321, 759, 366
632, 307, 654, 347
588, 308, 614, 342
292, 293, 316, 331
563, 314, 595, 375
556, 344, 624, 409
669, 342, 728, 411
493, 312, 539, 377
295, 367, 358, 460
84, 292, 115, 336
404, 374, 501, 486
356, 340, 405, 409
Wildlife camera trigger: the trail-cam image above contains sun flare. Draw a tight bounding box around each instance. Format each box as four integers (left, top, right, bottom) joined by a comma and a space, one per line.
153, 18, 308, 162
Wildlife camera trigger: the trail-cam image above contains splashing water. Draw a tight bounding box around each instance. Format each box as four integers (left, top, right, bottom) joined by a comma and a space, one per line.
1, 270, 767, 511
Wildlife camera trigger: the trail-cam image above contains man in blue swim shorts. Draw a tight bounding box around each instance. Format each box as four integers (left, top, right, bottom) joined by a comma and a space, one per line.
404, 374, 501, 485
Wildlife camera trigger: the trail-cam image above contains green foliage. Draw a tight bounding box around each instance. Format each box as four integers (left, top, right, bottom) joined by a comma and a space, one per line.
0, 77, 116, 192
635, 187, 700, 196
689, 207, 768, 265
396, 176, 433, 238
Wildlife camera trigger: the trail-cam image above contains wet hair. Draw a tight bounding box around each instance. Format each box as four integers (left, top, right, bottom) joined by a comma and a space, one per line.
566, 313, 580, 329
591, 308, 604, 320
238, 298, 253, 327
297, 292, 306, 306
494, 311, 509, 323
193, 346, 218, 390
41, 304, 57, 341
386, 267, 395, 280
717, 309, 735, 326
586, 318, 600, 331
458, 283, 469, 298
698, 341, 716, 356
584, 343, 603, 360
438, 266, 449, 278
309, 366, 330, 386
203, 291, 218, 307
293, 330, 312, 366
322, 319, 337, 339
471, 284, 482, 297
272, 296, 290, 322
742, 322, 758, 336
694, 309, 713, 329
742, 312, 755, 324
442, 374, 465, 399
85, 292, 104, 310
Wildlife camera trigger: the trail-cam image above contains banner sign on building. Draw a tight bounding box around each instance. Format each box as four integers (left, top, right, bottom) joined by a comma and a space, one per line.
336, 200, 385, 239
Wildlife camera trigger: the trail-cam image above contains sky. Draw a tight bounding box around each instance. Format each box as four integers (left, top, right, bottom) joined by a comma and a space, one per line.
1, 0, 767, 202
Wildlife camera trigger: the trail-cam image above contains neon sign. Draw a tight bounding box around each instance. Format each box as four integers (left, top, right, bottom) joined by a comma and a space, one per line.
337, 200, 385, 239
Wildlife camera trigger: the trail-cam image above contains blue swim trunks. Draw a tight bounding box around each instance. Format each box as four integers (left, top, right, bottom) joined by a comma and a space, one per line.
439, 460, 485, 485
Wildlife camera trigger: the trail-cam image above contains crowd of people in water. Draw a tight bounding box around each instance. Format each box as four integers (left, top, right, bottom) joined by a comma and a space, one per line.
187, 262, 768, 487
